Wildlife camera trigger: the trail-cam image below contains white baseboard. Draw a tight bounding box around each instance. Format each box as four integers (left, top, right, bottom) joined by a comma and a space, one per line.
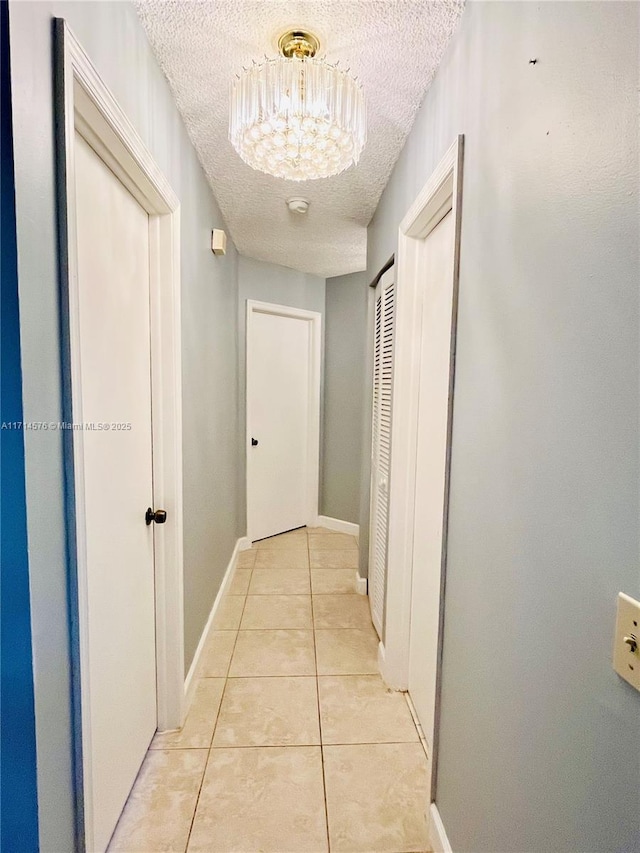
355, 572, 367, 595
238, 536, 252, 551
315, 515, 359, 536
429, 804, 453, 853
183, 538, 243, 714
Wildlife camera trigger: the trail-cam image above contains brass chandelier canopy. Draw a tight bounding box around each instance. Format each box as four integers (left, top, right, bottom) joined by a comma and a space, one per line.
277, 30, 321, 59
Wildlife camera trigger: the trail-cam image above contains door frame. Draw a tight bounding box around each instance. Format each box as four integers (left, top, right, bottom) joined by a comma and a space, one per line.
380, 136, 464, 785
55, 20, 184, 849
245, 300, 322, 542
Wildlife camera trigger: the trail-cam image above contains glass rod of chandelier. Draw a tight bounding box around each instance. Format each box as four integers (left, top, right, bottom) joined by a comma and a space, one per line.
229, 56, 366, 181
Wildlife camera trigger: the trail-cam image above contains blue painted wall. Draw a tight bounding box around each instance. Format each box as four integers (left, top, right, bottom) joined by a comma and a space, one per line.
0, 0, 40, 848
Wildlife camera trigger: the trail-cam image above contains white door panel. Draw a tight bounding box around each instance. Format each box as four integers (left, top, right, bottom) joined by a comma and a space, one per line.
247, 308, 313, 541
408, 210, 455, 743
369, 271, 395, 638
75, 132, 157, 852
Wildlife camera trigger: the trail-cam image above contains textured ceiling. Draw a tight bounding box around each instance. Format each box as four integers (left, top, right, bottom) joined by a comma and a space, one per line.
135, 1, 464, 277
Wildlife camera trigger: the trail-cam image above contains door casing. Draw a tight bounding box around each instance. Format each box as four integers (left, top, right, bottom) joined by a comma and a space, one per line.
379, 136, 464, 803
55, 20, 184, 850
245, 300, 322, 542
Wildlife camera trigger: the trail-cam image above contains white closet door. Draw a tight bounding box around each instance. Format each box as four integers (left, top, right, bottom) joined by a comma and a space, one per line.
74, 132, 157, 852
408, 209, 456, 744
368, 269, 395, 637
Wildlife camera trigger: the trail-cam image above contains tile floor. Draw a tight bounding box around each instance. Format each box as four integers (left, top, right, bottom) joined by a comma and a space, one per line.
108, 526, 430, 853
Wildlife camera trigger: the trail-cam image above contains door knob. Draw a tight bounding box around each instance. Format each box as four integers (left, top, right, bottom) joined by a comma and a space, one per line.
146, 507, 167, 525
251, 437, 259, 446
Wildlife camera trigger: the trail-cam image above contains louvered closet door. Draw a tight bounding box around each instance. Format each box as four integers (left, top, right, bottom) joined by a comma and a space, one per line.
368, 269, 395, 638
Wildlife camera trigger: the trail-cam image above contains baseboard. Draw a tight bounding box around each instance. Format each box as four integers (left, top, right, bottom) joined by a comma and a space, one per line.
355, 572, 367, 595
315, 515, 360, 536
183, 538, 243, 714
238, 536, 252, 551
429, 804, 453, 853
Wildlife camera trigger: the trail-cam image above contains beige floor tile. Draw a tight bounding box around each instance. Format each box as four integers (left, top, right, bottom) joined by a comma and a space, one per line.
311, 568, 357, 594
249, 567, 311, 595
228, 568, 252, 595
256, 529, 308, 549
310, 549, 360, 569
197, 630, 237, 678
150, 679, 225, 750
229, 629, 316, 676
315, 628, 379, 675
323, 743, 429, 853
212, 595, 245, 629
318, 676, 419, 745
108, 748, 207, 853
313, 594, 373, 630
309, 532, 358, 550
188, 746, 328, 852
213, 676, 320, 746
241, 594, 313, 629
237, 549, 257, 568
254, 549, 309, 569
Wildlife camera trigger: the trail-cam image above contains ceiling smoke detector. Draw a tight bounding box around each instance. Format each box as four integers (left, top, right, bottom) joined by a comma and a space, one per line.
286, 197, 310, 214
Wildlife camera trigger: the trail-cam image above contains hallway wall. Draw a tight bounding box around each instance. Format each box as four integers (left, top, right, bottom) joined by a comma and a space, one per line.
367, 2, 639, 851
8, 2, 241, 848
236, 255, 325, 535
321, 272, 369, 525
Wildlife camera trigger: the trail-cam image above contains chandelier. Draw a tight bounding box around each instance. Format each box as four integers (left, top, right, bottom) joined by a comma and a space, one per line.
229, 30, 366, 181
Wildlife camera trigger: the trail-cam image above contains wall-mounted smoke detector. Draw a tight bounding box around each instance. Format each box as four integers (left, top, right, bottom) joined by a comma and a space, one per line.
286, 197, 310, 215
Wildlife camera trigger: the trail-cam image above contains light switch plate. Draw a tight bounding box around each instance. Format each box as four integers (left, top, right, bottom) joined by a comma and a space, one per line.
613, 592, 640, 691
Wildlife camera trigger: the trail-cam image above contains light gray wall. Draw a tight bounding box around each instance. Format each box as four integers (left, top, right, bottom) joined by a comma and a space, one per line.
237, 255, 325, 534
238, 255, 326, 315
321, 272, 368, 525
367, 2, 640, 851
9, 2, 241, 848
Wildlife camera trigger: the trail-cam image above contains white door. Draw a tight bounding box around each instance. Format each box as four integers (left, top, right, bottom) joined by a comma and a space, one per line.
408, 210, 456, 744
368, 270, 396, 638
75, 132, 158, 852
247, 305, 320, 542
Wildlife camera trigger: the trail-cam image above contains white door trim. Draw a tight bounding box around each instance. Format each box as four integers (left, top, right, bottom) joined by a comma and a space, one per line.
55, 20, 184, 848
245, 300, 322, 541
380, 136, 464, 783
